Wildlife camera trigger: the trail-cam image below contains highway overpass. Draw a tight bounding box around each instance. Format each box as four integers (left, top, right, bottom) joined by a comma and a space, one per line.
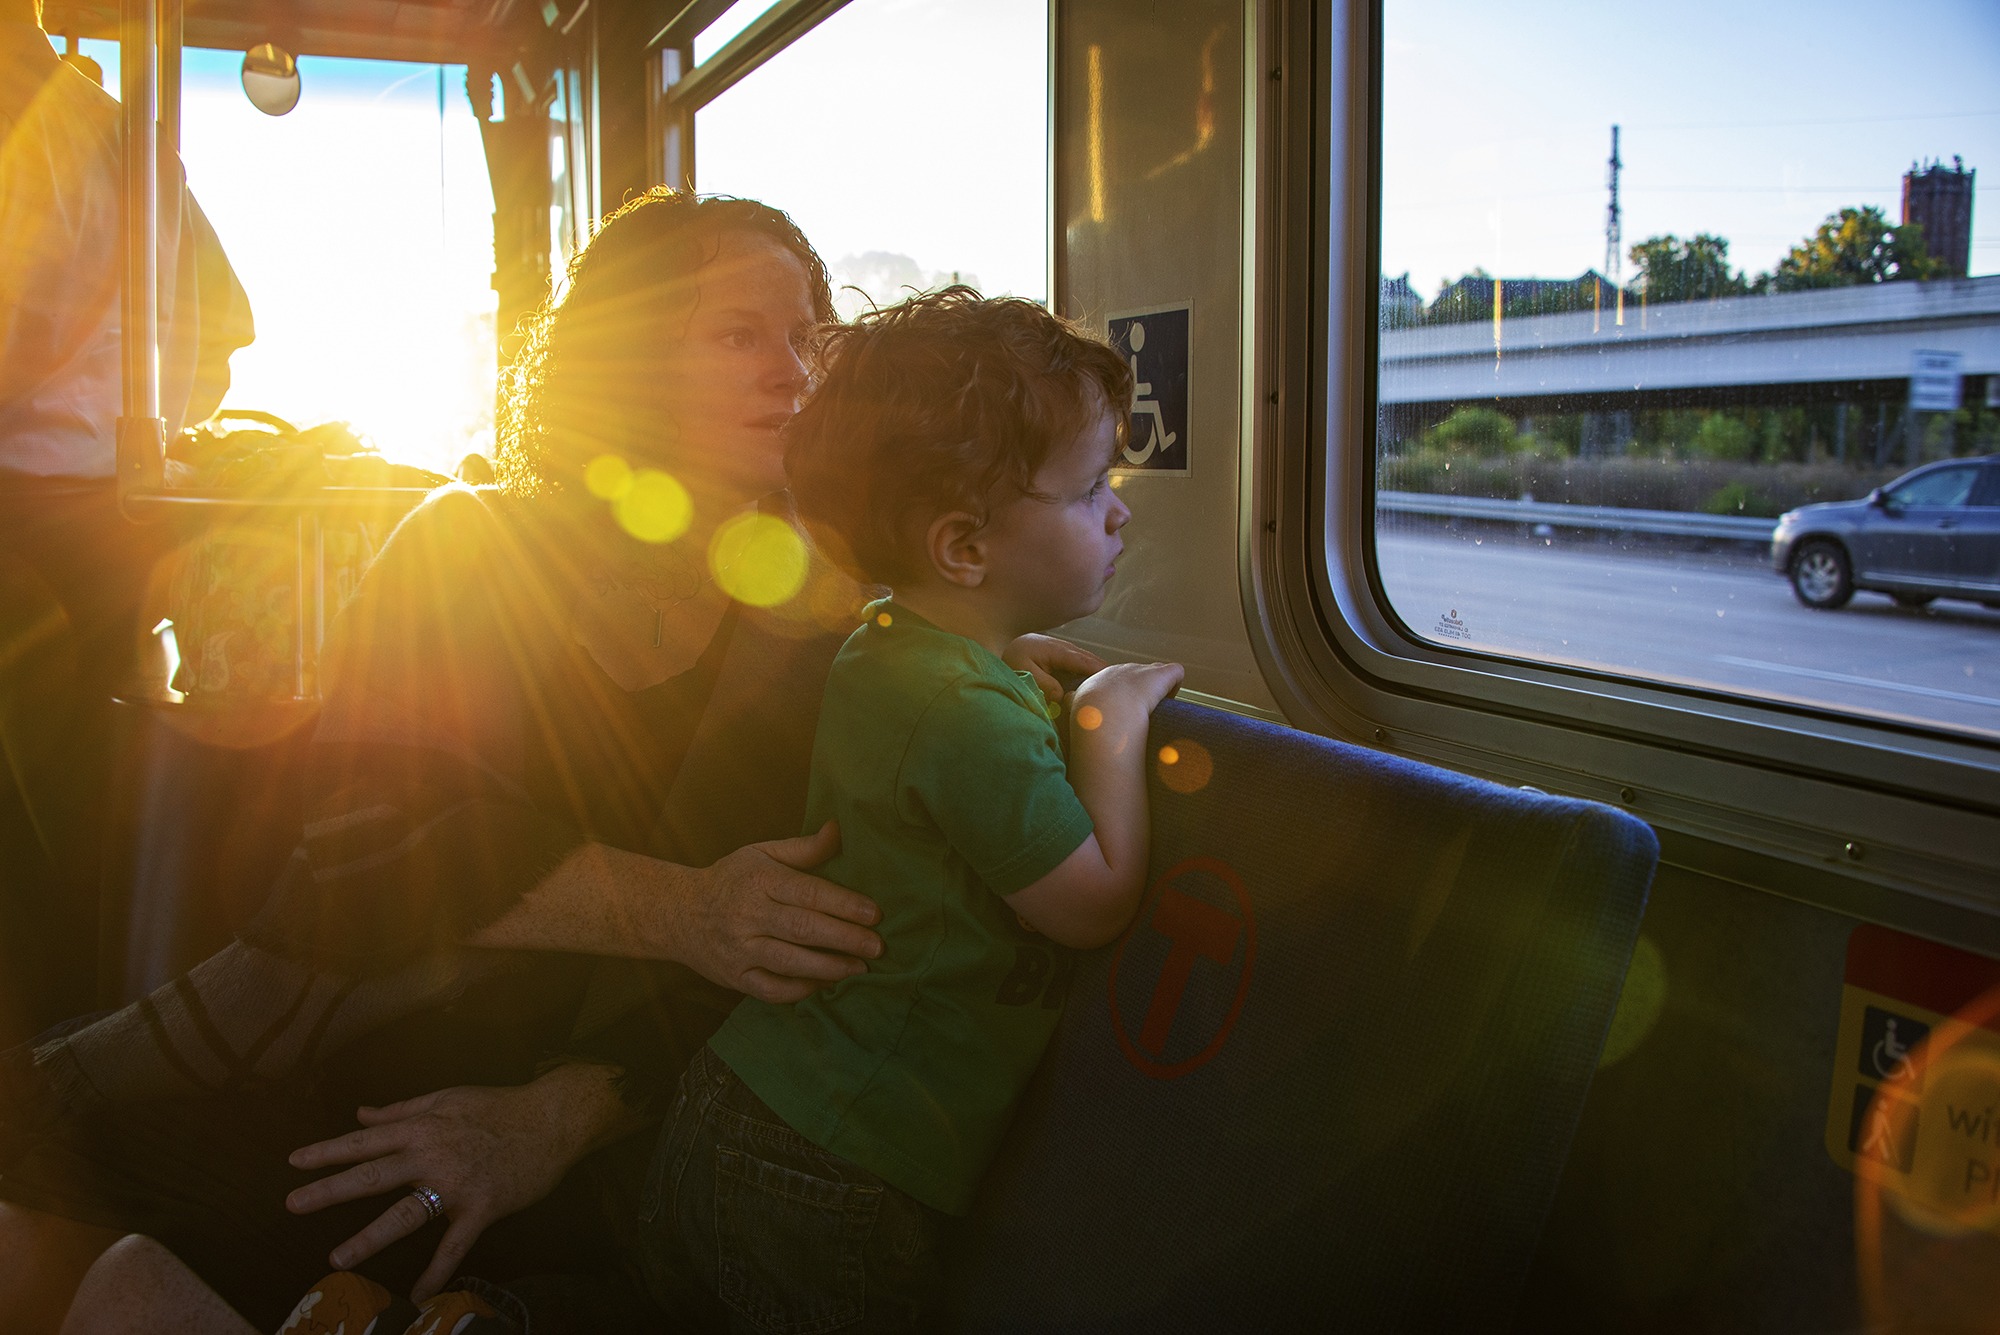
1379, 275, 2000, 409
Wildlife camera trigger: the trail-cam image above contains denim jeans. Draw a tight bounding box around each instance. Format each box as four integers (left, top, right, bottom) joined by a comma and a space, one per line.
637, 1045, 952, 1335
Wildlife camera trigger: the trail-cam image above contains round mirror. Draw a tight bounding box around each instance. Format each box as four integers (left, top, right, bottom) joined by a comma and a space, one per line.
241, 42, 300, 116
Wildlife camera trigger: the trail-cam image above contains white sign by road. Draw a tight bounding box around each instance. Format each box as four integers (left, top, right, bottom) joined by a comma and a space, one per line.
1910, 349, 1963, 413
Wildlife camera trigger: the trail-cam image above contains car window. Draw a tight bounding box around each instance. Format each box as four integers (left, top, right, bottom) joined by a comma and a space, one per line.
1969, 465, 2000, 508
1886, 466, 1977, 508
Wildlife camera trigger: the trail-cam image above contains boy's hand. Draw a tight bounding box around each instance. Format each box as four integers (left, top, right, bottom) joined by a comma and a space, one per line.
1071, 660, 1185, 725
1005, 633, 1108, 703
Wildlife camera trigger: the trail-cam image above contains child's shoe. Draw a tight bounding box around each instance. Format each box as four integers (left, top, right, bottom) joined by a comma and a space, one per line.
274, 1272, 418, 1334
401, 1286, 519, 1335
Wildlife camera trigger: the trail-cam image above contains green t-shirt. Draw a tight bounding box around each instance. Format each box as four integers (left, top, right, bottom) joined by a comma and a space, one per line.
708, 600, 1094, 1214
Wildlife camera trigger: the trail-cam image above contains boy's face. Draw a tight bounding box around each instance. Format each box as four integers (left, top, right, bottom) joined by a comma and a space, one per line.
977, 403, 1130, 633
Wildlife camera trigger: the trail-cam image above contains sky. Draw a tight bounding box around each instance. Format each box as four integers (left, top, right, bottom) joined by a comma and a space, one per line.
692, 0, 1048, 313
1381, 0, 2000, 296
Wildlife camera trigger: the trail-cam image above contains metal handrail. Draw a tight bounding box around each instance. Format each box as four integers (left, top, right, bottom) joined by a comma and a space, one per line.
123, 486, 438, 514
116, 0, 165, 505
1375, 489, 1779, 542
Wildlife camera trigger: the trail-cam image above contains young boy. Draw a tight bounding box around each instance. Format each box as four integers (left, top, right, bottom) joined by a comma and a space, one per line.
642, 289, 1182, 1331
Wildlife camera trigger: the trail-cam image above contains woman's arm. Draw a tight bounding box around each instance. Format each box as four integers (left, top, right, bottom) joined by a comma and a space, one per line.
465, 821, 881, 1004
286, 1062, 638, 1302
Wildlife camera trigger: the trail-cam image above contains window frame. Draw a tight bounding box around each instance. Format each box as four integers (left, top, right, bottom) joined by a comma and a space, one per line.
1240, 0, 2000, 910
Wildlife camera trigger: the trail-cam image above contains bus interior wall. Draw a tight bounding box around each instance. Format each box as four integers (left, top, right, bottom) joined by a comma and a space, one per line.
1063, 1, 2000, 1328
5, 0, 1996, 1327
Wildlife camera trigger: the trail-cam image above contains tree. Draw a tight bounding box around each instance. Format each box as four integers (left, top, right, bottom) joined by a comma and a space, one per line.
1423, 406, 1537, 457
1628, 233, 1749, 302
1771, 206, 1941, 291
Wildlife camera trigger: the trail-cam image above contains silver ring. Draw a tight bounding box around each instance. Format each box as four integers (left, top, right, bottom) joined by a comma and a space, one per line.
410, 1185, 446, 1221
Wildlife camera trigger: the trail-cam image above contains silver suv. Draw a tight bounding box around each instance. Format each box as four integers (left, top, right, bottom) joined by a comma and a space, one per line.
1772, 455, 2000, 610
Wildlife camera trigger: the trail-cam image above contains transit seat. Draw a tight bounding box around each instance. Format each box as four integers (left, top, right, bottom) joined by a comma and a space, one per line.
946, 698, 1659, 1333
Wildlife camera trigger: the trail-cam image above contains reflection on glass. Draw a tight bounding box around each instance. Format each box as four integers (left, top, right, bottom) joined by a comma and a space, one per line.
1374, 0, 2000, 739
694, 0, 783, 65
694, 0, 1046, 319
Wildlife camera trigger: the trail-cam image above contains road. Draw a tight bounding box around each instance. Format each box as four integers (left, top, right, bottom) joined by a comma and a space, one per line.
1375, 526, 2000, 739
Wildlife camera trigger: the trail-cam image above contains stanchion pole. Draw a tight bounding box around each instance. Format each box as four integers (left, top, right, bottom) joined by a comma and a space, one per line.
117, 0, 165, 507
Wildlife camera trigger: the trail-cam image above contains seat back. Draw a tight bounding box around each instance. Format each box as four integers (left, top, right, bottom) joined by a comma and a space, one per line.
946, 699, 1658, 1332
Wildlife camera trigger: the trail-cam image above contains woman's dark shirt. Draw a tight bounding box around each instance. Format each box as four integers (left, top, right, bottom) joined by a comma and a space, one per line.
235, 487, 855, 1103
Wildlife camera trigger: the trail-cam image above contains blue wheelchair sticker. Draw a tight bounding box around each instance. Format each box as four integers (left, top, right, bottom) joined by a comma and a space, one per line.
1107, 305, 1190, 473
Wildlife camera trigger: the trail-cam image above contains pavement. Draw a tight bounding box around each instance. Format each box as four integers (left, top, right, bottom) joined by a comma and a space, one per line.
1375, 525, 2000, 739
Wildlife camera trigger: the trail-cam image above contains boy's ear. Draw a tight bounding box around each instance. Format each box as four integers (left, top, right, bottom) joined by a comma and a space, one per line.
925, 511, 988, 588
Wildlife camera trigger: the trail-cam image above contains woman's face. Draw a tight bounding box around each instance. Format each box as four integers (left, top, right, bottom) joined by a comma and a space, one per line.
650, 229, 817, 504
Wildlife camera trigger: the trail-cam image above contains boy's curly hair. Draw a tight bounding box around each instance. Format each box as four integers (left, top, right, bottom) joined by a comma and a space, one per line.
495, 189, 833, 498
785, 288, 1131, 584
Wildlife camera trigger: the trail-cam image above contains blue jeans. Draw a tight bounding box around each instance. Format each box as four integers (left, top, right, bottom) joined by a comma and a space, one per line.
636, 1045, 952, 1335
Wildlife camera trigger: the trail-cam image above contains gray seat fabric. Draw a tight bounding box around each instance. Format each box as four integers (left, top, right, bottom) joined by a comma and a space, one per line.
946, 699, 1658, 1332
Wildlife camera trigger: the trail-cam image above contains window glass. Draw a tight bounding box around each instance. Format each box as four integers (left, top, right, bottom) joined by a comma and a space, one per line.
693, 0, 1047, 319
1374, 0, 2000, 740
1971, 466, 2000, 509
1888, 465, 1976, 508
179, 52, 498, 476
46, 43, 498, 475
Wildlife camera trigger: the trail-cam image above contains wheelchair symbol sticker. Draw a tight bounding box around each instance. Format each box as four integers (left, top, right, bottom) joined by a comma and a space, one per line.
1107, 305, 1190, 474
1861, 1006, 1930, 1089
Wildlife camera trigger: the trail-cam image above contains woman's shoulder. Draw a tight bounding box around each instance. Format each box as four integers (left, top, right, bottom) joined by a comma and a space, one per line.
366, 485, 558, 591
335, 485, 566, 656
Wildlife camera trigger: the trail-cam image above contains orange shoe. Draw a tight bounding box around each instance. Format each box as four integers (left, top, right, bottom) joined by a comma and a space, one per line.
402, 1287, 516, 1335
274, 1271, 417, 1334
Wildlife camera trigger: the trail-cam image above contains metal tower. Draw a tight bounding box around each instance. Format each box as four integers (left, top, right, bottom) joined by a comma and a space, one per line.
1604, 124, 1622, 290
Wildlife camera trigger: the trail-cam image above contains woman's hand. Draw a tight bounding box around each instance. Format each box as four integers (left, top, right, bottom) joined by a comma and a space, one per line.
680, 821, 883, 1003
1005, 633, 1108, 705
286, 1063, 634, 1303
470, 825, 882, 1002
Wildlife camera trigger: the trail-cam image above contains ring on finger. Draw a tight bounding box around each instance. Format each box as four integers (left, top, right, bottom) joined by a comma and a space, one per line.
409, 1185, 446, 1222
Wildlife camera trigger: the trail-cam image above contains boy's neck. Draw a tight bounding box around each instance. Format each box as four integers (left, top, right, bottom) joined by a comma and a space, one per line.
889, 582, 1026, 660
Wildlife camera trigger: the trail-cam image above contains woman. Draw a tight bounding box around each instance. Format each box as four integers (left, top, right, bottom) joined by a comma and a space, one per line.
0, 190, 1097, 1332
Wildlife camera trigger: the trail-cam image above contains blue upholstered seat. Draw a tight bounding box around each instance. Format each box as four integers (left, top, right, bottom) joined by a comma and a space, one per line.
946, 699, 1658, 1332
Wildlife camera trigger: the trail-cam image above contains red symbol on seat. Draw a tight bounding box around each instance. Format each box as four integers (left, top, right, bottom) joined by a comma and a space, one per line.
1108, 856, 1257, 1079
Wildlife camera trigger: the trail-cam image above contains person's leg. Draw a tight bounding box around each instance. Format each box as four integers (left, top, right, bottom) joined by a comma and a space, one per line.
0, 1202, 121, 1335
657, 1047, 947, 1335
56, 1235, 256, 1335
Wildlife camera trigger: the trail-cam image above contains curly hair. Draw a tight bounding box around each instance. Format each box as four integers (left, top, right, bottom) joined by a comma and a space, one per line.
494, 189, 833, 497
785, 287, 1131, 585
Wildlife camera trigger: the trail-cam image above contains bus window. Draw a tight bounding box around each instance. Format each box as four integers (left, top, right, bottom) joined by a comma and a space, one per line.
183, 51, 497, 475
79, 46, 501, 476
690, 0, 1048, 318
1372, 0, 1998, 741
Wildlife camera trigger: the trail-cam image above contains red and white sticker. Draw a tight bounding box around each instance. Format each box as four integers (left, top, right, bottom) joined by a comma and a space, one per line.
1827, 923, 2000, 1233
1108, 857, 1257, 1079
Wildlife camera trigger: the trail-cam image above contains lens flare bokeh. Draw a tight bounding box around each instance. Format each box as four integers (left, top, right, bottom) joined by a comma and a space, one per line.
614, 469, 694, 545
709, 513, 808, 608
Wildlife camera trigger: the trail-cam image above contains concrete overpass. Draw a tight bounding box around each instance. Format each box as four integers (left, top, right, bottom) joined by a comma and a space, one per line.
1378, 275, 2000, 407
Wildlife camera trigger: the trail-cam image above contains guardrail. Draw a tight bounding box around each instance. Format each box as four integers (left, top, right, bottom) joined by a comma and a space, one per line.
1376, 490, 1778, 542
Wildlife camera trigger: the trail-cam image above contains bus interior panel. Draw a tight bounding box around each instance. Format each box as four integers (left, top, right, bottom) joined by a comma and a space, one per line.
2, 0, 1997, 1328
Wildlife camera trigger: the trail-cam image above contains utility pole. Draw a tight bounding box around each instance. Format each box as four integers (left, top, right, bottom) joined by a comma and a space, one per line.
1604, 125, 1622, 294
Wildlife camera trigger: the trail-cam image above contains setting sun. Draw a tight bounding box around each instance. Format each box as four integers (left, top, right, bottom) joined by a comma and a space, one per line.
72, 39, 502, 476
